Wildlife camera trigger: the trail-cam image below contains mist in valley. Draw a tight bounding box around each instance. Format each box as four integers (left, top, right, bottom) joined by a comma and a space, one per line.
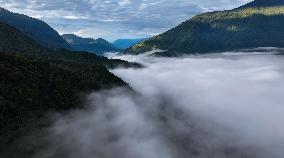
34, 50, 284, 158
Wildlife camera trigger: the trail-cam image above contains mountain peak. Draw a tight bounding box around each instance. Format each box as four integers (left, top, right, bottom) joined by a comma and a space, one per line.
62, 34, 95, 44
62, 33, 78, 37
241, 0, 284, 8
96, 38, 108, 42
0, 7, 8, 12
0, 8, 71, 49
95, 38, 114, 45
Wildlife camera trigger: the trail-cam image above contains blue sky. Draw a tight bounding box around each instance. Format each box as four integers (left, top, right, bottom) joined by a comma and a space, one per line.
1, 0, 252, 41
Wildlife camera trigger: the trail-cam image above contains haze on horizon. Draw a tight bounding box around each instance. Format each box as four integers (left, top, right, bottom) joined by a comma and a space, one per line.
0, 0, 252, 41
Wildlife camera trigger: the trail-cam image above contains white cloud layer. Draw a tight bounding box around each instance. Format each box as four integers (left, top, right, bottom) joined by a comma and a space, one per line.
0, 0, 252, 40
27, 50, 284, 158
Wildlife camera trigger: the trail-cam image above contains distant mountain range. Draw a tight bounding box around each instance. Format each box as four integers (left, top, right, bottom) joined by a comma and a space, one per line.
62, 34, 121, 55
0, 7, 71, 50
126, 0, 284, 56
0, 22, 140, 68
112, 38, 148, 49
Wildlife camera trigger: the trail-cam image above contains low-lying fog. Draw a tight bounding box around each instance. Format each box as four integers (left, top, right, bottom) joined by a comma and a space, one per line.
35, 50, 284, 158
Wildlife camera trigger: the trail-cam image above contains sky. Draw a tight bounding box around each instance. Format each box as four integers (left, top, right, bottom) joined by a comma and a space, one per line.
1, 0, 252, 41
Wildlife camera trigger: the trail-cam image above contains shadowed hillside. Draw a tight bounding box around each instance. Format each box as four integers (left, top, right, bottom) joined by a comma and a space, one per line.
0, 53, 128, 158
0, 22, 141, 68
0, 7, 71, 49
0, 18, 138, 158
0, 22, 45, 54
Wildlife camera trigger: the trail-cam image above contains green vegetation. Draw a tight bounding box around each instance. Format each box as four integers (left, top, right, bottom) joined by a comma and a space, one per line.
193, 7, 284, 22
0, 53, 128, 157
240, 0, 284, 8
0, 21, 140, 157
126, 1, 284, 56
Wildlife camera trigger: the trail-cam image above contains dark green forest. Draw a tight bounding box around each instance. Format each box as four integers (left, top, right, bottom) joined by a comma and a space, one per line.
0, 21, 139, 157
126, 1, 284, 56
0, 53, 129, 156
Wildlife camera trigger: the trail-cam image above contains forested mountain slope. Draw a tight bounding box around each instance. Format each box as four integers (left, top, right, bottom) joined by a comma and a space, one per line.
0, 19, 138, 158
0, 7, 71, 49
126, 0, 284, 56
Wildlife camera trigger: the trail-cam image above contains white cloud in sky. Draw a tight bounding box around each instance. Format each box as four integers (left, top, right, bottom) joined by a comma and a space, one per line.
0, 0, 252, 40
118, 0, 132, 6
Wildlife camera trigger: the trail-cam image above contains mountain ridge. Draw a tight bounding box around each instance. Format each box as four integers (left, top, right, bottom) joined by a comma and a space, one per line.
62, 34, 121, 55
240, 0, 284, 8
0, 22, 46, 54
125, 0, 284, 56
0, 7, 71, 50
0, 14, 140, 158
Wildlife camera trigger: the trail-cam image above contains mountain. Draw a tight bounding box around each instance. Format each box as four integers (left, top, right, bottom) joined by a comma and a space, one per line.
0, 22, 45, 54
113, 38, 148, 49
0, 23, 140, 68
126, 0, 284, 56
0, 8, 128, 62
0, 53, 128, 158
241, 0, 284, 8
0, 7, 71, 50
0, 19, 141, 158
62, 34, 121, 55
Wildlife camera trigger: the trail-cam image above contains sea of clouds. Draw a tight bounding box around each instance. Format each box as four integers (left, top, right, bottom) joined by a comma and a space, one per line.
33, 51, 284, 158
